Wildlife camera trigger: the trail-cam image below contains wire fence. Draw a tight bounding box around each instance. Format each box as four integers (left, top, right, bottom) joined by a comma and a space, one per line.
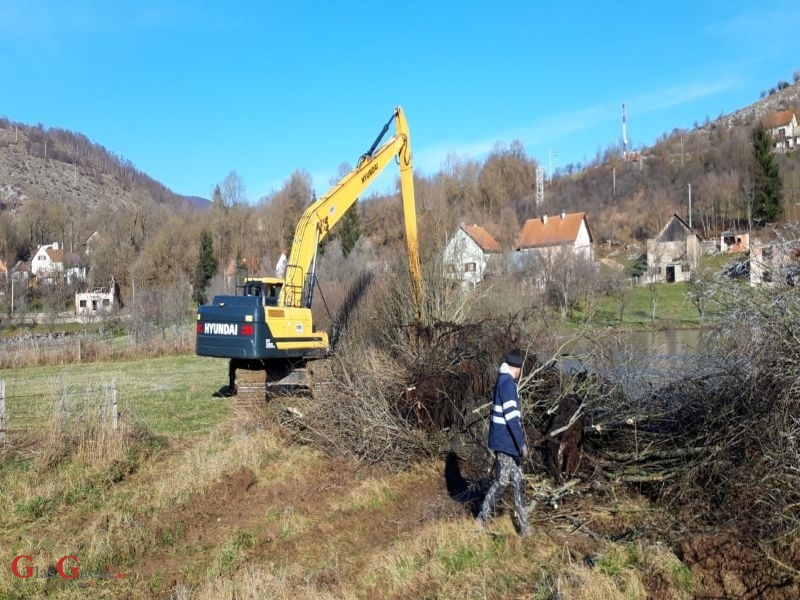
0, 377, 120, 442
0, 327, 195, 370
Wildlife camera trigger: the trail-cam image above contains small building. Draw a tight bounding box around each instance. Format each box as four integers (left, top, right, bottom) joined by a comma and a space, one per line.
645, 214, 701, 284
720, 231, 750, 253
750, 241, 800, 287
442, 223, 503, 286
75, 280, 120, 316
82, 230, 100, 255
11, 260, 31, 282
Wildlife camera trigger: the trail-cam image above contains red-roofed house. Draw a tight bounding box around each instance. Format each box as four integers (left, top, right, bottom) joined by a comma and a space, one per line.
515, 211, 594, 262
31, 242, 88, 284
443, 223, 503, 285
31, 243, 65, 281
764, 110, 799, 152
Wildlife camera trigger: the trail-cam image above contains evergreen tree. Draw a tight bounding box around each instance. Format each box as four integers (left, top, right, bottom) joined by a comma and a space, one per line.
751, 123, 783, 223
193, 230, 217, 305
339, 205, 362, 258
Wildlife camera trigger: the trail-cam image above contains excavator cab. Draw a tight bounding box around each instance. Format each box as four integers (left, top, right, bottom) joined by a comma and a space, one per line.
238, 279, 283, 306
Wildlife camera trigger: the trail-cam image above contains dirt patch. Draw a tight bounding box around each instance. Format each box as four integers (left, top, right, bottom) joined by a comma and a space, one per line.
679, 533, 800, 600
134, 458, 465, 596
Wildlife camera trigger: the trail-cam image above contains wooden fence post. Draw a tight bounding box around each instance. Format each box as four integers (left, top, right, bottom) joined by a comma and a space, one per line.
0, 379, 6, 442
111, 378, 118, 430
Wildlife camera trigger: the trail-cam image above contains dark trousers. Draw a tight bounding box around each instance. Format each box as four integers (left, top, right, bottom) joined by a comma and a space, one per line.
477, 451, 530, 535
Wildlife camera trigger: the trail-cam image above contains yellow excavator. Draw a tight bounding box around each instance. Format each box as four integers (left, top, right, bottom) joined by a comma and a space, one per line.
196, 106, 423, 398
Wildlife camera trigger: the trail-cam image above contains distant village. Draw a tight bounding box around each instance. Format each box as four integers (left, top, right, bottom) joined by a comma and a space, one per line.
443, 210, 796, 290
442, 108, 800, 290
1, 108, 800, 316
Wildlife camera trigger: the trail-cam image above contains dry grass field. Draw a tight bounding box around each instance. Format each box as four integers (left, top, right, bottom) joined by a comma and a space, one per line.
0, 354, 711, 600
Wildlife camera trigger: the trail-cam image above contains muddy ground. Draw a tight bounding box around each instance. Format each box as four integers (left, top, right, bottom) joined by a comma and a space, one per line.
130, 451, 798, 600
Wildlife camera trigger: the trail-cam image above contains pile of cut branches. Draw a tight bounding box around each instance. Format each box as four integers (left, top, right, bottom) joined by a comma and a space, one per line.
279, 315, 545, 469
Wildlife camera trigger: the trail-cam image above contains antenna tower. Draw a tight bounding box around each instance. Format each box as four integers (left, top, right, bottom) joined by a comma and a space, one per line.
622, 102, 628, 160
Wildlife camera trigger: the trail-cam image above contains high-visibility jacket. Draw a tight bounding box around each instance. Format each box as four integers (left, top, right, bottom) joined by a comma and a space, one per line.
487, 364, 526, 458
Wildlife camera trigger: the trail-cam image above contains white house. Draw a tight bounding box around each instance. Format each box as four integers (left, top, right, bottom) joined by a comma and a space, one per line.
764, 110, 799, 152
442, 224, 503, 286
515, 211, 594, 262
30, 243, 65, 280
30, 242, 87, 284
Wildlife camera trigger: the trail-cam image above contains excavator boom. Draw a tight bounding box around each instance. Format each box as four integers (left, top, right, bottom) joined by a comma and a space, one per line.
195, 106, 423, 398
281, 106, 422, 319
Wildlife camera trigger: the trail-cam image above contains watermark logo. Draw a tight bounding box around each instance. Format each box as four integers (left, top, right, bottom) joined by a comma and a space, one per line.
10, 555, 126, 586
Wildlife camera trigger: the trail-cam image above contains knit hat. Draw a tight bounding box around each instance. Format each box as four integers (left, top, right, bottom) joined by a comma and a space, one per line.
505, 349, 524, 368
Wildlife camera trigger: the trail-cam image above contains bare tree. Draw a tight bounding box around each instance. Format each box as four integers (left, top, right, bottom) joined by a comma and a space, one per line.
220, 170, 247, 206
647, 278, 660, 323
607, 273, 630, 325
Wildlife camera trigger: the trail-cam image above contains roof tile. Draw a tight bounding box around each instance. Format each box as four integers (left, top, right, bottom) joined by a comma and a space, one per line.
517, 212, 589, 249
462, 224, 502, 252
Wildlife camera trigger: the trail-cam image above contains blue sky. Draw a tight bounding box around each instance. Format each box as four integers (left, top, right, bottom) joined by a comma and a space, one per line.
1, 1, 798, 202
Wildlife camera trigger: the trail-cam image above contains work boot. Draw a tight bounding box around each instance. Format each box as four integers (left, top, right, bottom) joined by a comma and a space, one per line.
514, 509, 530, 537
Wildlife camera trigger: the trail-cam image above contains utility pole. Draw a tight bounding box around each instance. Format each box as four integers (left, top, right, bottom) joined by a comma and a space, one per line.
688, 183, 692, 229
613, 167, 616, 200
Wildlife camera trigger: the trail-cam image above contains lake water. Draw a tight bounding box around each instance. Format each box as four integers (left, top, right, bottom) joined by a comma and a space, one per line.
548, 328, 711, 401
624, 328, 706, 357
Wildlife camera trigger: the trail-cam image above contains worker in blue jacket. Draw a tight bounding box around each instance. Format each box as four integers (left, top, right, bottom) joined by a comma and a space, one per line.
476, 349, 530, 536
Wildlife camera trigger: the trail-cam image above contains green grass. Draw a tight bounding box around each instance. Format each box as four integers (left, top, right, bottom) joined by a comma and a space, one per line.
437, 545, 481, 574
0, 354, 231, 436
573, 282, 701, 329
211, 530, 256, 576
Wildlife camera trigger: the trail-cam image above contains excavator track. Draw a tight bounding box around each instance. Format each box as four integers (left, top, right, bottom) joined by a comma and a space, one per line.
232, 358, 334, 409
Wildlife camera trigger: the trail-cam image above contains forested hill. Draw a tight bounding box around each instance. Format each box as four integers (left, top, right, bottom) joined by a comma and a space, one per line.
1, 73, 799, 288
0, 118, 205, 217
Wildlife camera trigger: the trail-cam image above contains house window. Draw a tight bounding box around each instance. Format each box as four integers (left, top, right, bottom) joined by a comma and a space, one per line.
464, 262, 476, 273
79, 300, 87, 308
102, 298, 110, 306
446, 264, 455, 273
38, 256, 46, 261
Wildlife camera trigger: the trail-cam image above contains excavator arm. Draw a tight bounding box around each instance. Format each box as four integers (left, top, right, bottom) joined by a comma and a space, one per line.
280, 106, 423, 321
196, 106, 423, 398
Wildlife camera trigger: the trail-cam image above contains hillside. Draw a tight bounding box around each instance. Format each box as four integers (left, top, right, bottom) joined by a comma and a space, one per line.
719, 79, 800, 127
1, 76, 799, 288
0, 118, 204, 219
